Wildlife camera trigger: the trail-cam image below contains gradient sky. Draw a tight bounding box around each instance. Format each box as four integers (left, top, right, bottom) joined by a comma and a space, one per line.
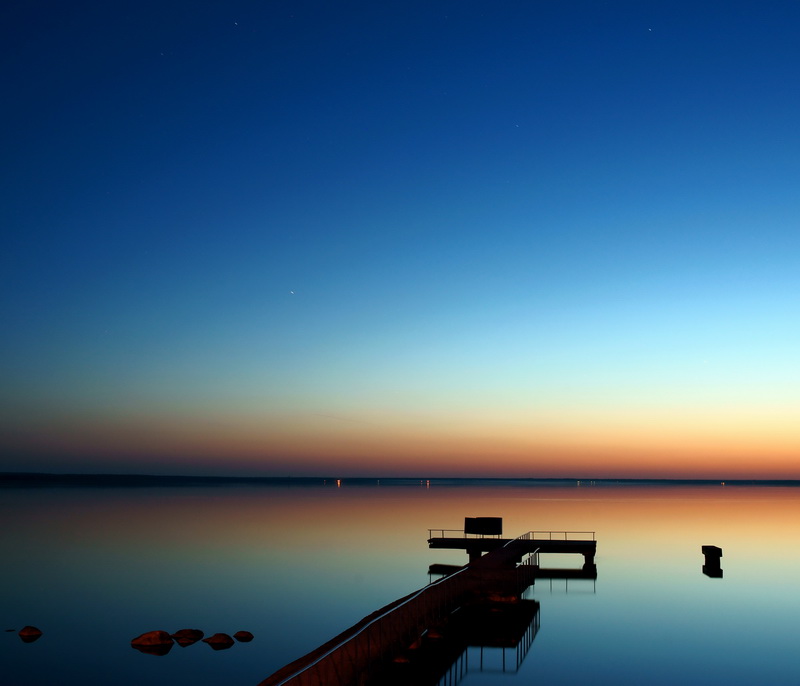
2, 1, 800, 478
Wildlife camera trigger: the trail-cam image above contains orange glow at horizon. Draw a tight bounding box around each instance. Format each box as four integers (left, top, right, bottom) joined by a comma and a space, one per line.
7, 401, 800, 478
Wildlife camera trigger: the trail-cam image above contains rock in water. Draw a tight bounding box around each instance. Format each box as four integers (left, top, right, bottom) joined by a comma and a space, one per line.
172, 628, 204, 647
131, 630, 173, 647
131, 630, 174, 655
202, 633, 235, 650
19, 626, 43, 643
233, 630, 254, 642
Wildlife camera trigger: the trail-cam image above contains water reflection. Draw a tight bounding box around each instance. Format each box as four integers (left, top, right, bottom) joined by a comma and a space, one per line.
132, 642, 174, 656
438, 600, 540, 685
4, 482, 800, 685
377, 599, 540, 686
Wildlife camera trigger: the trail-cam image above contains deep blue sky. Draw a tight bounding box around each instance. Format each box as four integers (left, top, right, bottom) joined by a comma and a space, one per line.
2, 1, 800, 477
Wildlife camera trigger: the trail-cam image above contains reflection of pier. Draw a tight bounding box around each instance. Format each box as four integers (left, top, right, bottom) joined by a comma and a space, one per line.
260, 519, 597, 686
442, 602, 539, 684
381, 598, 540, 686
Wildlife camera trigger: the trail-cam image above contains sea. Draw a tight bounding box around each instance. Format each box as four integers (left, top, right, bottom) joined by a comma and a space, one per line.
3, 475, 800, 685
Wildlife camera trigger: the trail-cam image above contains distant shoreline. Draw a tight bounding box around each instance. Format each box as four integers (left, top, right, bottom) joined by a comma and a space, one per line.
2, 472, 800, 488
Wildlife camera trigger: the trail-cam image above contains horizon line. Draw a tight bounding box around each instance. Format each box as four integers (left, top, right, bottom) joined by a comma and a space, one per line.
2, 472, 800, 486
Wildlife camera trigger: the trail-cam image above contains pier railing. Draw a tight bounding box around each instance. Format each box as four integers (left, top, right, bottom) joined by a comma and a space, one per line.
517, 530, 595, 541
429, 529, 595, 541
428, 528, 502, 539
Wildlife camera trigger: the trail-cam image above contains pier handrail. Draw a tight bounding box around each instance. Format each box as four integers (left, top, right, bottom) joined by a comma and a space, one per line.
517, 530, 595, 541
427, 528, 503, 539
428, 528, 467, 538
429, 529, 595, 541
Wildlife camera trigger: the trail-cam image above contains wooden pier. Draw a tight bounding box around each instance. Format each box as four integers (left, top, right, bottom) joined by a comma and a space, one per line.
259, 519, 597, 686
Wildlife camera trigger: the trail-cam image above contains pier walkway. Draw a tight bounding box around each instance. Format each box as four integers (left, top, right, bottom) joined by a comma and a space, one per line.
259, 524, 596, 686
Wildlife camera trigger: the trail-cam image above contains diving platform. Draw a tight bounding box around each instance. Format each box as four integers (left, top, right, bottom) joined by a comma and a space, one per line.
428, 529, 597, 569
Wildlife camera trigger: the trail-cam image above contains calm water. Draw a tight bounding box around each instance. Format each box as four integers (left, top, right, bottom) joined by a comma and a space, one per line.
3, 481, 800, 685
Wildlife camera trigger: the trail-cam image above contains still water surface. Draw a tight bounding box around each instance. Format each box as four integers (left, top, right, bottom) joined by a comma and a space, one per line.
3, 480, 800, 685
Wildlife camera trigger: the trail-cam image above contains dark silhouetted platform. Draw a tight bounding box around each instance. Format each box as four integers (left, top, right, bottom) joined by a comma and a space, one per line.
428, 529, 597, 571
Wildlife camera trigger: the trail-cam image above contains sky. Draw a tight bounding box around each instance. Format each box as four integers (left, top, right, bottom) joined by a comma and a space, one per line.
2, 1, 800, 478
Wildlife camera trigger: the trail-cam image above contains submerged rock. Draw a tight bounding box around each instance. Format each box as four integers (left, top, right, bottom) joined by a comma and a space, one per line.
18, 626, 42, 643
203, 633, 235, 650
172, 628, 204, 647
233, 631, 254, 642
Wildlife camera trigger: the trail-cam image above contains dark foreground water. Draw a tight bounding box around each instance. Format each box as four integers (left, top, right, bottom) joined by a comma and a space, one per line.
3, 479, 800, 685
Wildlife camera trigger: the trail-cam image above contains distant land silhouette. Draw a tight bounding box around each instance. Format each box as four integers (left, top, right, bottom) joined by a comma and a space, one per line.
3, 473, 800, 488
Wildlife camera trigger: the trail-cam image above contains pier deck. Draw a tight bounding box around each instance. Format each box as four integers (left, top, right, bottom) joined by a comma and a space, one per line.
429, 530, 597, 568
